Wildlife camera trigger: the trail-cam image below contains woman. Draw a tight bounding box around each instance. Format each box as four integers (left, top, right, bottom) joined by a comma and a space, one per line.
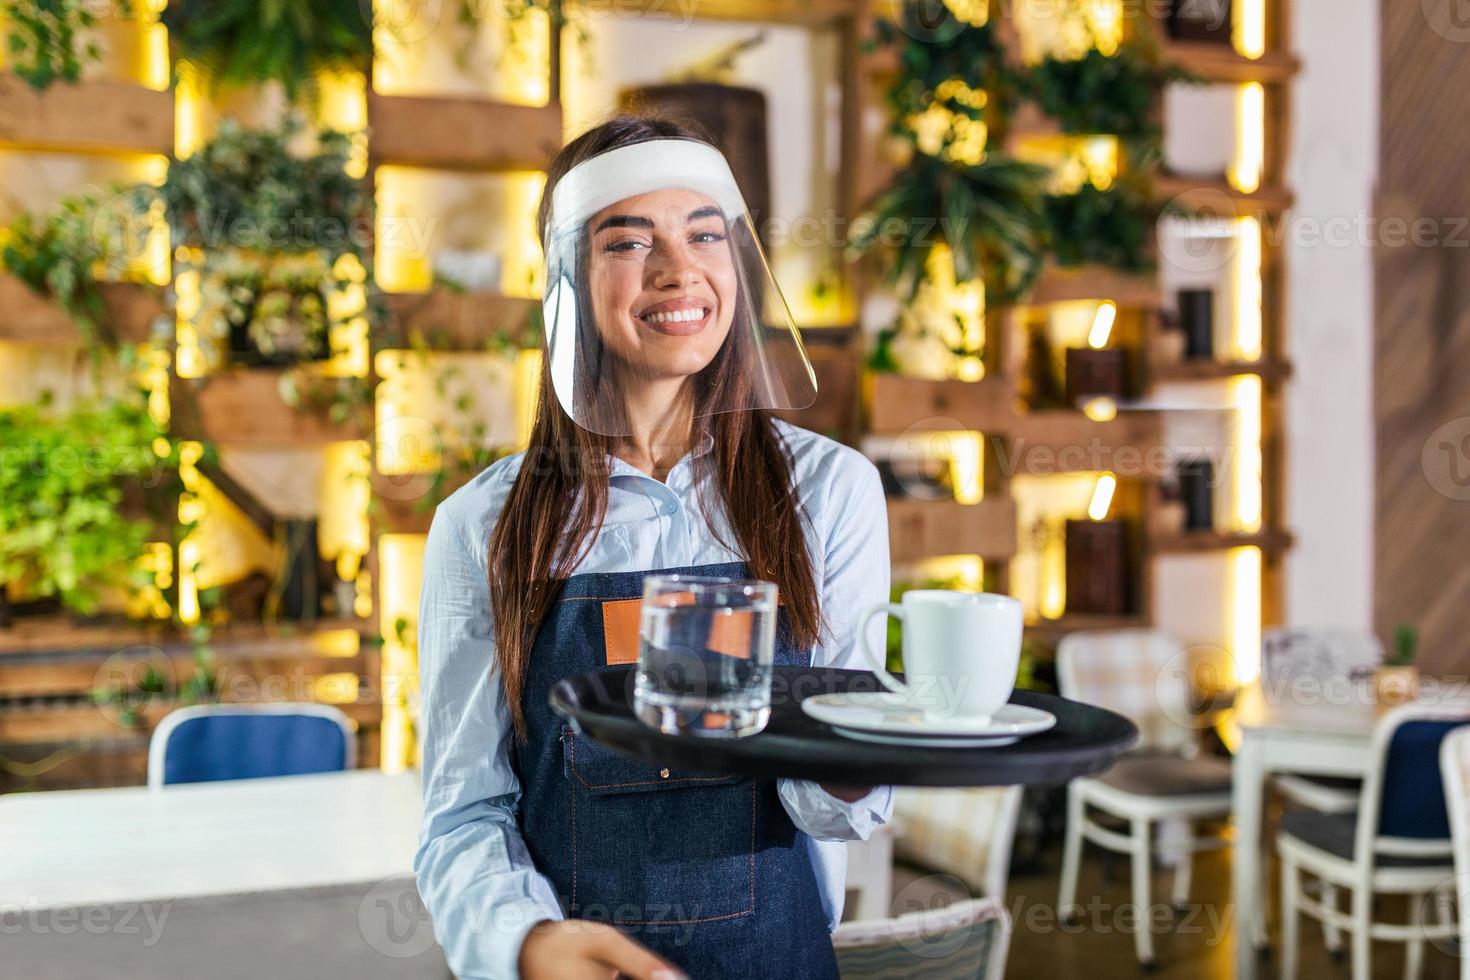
415, 114, 892, 980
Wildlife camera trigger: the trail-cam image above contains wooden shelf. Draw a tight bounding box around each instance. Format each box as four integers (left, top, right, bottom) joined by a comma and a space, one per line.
0, 75, 172, 156
0, 274, 164, 346
170, 369, 373, 448
367, 94, 563, 172
1147, 357, 1293, 384
1156, 174, 1294, 216
0, 616, 376, 660
887, 497, 1019, 563
1164, 42, 1301, 84
380, 289, 539, 351
585, 0, 864, 26
866, 374, 1015, 434
1149, 528, 1294, 556
0, 699, 380, 745
1029, 264, 1161, 308
1007, 411, 1164, 476
1024, 612, 1151, 641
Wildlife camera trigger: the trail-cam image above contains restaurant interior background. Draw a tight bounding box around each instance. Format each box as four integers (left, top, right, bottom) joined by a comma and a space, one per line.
1, 0, 1467, 977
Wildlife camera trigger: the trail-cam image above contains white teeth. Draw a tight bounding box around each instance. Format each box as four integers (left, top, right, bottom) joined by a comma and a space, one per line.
642, 307, 707, 324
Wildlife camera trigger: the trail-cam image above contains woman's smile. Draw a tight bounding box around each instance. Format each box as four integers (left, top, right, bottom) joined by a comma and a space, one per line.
637, 296, 714, 336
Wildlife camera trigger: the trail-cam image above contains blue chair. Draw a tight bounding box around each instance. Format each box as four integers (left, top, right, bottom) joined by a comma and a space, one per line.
147, 704, 357, 789
1278, 703, 1470, 980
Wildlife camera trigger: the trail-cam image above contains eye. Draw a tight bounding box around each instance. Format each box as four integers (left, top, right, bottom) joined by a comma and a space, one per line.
604, 237, 649, 254
690, 229, 727, 245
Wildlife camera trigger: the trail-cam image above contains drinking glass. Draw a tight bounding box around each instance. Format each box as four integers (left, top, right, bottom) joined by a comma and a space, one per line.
633, 575, 777, 738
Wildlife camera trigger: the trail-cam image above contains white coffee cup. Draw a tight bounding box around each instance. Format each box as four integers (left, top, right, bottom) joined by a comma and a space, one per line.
859, 590, 1024, 723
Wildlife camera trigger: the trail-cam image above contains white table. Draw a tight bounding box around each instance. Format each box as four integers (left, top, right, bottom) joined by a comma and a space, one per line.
1230, 684, 1380, 980
0, 769, 449, 979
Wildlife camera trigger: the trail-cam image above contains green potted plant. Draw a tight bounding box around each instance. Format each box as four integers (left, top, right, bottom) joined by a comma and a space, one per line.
160, 0, 373, 105
142, 115, 380, 370
1374, 624, 1420, 705
0, 390, 194, 625
1, 186, 166, 355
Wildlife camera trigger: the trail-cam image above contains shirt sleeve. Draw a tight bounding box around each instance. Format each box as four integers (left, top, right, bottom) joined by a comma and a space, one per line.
777, 446, 895, 842
414, 507, 565, 980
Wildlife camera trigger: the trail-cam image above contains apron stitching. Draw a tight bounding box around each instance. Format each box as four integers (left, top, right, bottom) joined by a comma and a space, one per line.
749, 779, 757, 913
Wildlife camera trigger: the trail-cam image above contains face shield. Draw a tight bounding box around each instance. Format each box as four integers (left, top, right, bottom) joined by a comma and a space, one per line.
541, 139, 818, 438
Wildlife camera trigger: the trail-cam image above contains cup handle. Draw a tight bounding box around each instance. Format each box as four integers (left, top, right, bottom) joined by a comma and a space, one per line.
859, 603, 910, 697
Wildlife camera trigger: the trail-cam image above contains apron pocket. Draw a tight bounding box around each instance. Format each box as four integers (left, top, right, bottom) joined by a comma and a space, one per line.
562, 728, 757, 925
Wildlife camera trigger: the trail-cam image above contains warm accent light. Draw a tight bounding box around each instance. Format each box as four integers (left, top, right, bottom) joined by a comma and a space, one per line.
140, 0, 171, 91
1087, 473, 1117, 522
1235, 0, 1267, 59
1233, 216, 1264, 360
379, 533, 427, 773
1087, 300, 1117, 349
1229, 546, 1263, 684
1231, 375, 1263, 533
1082, 396, 1118, 422
1230, 82, 1265, 195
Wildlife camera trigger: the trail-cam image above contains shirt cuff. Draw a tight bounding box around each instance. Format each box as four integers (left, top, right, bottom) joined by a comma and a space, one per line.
446, 898, 562, 980
776, 778, 893, 843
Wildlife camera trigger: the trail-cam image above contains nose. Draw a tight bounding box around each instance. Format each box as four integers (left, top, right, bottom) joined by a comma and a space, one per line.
647, 238, 701, 290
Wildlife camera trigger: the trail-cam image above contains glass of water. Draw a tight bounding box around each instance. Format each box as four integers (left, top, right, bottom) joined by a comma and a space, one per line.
633, 575, 778, 738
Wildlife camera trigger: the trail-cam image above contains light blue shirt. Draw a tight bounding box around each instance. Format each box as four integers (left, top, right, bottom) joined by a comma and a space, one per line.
414, 418, 893, 979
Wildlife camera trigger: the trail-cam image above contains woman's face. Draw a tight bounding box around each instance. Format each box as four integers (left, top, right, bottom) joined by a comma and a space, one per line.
585, 187, 739, 383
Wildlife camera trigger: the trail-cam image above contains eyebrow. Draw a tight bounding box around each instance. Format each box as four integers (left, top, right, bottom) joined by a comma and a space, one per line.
592, 206, 725, 234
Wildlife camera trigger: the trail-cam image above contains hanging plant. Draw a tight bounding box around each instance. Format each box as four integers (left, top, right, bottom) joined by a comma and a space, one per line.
0, 186, 162, 353
160, 0, 373, 104
1, 0, 126, 90
850, 150, 1049, 307
139, 116, 381, 369
1043, 180, 1159, 273
1023, 41, 1190, 139
872, 7, 1020, 151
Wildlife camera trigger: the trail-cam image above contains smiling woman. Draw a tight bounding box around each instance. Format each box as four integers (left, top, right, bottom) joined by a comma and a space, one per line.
413, 114, 893, 980
540, 134, 816, 440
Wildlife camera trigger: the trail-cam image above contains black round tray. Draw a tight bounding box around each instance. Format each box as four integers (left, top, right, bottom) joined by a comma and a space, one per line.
549, 665, 1139, 788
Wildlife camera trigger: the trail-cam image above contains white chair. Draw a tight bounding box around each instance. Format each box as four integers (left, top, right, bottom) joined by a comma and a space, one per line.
832, 896, 1011, 979
890, 786, 1022, 901
1055, 629, 1233, 969
1260, 627, 1384, 956
1439, 727, 1470, 980
148, 703, 357, 789
1279, 703, 1470, 980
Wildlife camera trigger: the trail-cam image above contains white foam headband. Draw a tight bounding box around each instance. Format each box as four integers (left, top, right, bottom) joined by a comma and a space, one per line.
547, 139, 746, 236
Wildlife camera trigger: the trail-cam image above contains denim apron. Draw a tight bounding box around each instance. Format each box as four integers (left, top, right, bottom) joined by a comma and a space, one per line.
512, 560, 839, 979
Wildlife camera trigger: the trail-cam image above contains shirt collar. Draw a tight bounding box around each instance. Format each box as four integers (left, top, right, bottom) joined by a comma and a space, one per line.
607, 430, 715, 480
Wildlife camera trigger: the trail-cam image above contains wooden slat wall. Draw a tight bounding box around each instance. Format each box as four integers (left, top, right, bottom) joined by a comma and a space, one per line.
1374, 2, 1470, 674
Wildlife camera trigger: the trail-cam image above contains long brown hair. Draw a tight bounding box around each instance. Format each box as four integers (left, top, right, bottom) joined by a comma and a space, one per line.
488, 113, 824, 740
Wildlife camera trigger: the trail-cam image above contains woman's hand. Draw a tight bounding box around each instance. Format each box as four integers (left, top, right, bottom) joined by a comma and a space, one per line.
819, 783, 876, 803
518, 919, 687, 980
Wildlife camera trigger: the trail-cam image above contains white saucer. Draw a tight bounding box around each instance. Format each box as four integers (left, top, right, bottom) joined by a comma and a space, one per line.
801, 692, 1056, 748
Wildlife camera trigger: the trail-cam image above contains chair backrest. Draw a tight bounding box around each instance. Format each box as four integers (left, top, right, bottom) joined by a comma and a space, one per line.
832, 896, 1011, 980
1056, 629, 1191, 753
892, 786, 1022, 901
1353, 703, 1470, 867
1260, 627, 1383, 688
148, 703, 356, 789
1438, 728, 1470, 980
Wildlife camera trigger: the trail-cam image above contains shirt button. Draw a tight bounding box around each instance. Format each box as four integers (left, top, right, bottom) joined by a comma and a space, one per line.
659, 768, 670, 779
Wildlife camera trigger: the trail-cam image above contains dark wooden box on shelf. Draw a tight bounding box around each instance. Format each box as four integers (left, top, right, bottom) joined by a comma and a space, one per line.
1064, 519, 1131, 616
